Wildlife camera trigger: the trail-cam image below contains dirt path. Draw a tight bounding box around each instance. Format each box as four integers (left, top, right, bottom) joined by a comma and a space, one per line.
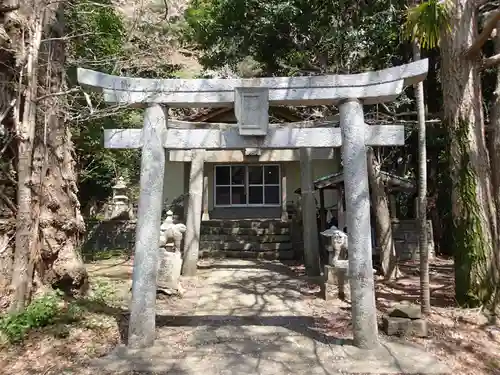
93, 258, 449, 374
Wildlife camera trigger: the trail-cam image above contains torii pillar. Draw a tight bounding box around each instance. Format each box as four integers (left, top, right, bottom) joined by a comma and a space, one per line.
127, 104, 166, 348
339, 99, 378, 348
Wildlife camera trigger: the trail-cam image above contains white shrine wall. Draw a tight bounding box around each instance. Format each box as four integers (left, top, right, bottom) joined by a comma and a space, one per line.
162, 156, 340, 219
162, 160, 185, 209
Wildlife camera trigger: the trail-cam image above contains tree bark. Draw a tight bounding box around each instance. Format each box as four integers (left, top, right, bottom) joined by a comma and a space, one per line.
487, 21, 500, 312
441, 0, 498, 308
367, 147, 399, 280
5, 1, 88, 311
33, 1, 88, 295
10, 10, 43, 312
412, 39, 430, 314
0, 2, 21, 298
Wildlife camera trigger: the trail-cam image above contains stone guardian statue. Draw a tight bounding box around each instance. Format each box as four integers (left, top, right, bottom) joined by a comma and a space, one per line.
157, 210, 186, 295
320, 225, 348, 266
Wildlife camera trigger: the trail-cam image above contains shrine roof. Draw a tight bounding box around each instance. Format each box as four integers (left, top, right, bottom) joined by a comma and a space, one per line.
181, 106, 302, 123
294, 171, 415, 194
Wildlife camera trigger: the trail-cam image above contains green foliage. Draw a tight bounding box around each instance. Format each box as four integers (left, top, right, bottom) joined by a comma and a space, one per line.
65, 0, 141, 209
0, 291, 79, 343
403, 0, 452, 49
451, 118, 491, 307
73, 110, 142, 208
90, 278, 118, 304
183, 0, 408, 75
0, 279, 121, 344
0, 276, 123, 344
66, 0, 126, 73
65, 0, 184, 210
83, 248, 130, 263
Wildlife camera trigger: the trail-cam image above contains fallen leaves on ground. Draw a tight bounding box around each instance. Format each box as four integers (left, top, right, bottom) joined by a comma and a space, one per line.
0, 257, 198, 375
287, 257, 500, 375
0, 256, 499, 375
373, 258, 498, 375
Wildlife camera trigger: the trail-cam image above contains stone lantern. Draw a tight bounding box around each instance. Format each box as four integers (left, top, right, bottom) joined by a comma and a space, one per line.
105, 177, 133, 219
112, 177, 128, 201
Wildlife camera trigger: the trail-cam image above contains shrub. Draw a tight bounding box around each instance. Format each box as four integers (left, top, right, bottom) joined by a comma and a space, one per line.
0, 291, 69, 343
90, 278, 117, 304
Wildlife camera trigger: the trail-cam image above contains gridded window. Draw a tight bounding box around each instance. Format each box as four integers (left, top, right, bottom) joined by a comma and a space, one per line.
214, 165, 281, 206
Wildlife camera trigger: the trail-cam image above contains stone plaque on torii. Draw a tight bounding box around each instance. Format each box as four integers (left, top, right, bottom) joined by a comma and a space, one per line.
77, 59, 428, 350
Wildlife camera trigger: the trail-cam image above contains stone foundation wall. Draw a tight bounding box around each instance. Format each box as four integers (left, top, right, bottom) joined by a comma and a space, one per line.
82, 218, 434, 262
83, 219, 137, 253
390, 219, 435, 261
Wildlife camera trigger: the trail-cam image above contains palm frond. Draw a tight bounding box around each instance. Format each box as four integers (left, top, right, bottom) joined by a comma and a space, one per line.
402, 0, 452, 50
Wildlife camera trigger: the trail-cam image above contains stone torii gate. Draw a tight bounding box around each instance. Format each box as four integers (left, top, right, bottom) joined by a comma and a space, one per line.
77, 59, 428, 350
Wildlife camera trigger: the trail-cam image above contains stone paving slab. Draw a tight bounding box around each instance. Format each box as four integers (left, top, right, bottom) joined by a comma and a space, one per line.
91, 259, 451, 374
93, 339, 450, 374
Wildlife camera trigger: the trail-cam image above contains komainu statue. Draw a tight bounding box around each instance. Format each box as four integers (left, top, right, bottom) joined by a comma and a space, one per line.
157, 210, 186, 295
159, 211, 187, 253
320, 225, 348, 266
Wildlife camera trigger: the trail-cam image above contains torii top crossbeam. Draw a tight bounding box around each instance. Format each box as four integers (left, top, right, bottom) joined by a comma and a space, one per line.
77, 59, 428, 107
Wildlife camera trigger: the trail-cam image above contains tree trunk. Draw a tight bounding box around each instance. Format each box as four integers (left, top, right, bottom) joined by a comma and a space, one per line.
487, 21, 500, 312
0, 2, 21, 299
5, 2, 88, 311
440, 0, 498, 307
367, 147, 399, 280
33, 1, 88, 295
412, 39, 430, 314
10, 11, 44, 312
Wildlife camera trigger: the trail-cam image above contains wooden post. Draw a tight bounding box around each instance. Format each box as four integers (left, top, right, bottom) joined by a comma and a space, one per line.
183, 161, 191, 221
337, 186, 346, 230
300, 148, 321, 276
202, 173, 210, 221
319, 188, 327, 231
414, 196, 419, 218
281, 168, 287, 221
389, 194, 397, 219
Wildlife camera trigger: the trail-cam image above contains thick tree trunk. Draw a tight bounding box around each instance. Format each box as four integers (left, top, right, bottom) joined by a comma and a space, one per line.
33, 2, 88, 294
367, 147, 399, 280
10, 11, 43, 312
4, 2, 87, 311
441, 0, 498, 307
487, 21, 500, 311
412, 39, 430, 314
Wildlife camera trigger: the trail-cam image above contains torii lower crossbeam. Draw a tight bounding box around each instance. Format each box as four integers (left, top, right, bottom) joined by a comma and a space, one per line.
103, 124, 405, 150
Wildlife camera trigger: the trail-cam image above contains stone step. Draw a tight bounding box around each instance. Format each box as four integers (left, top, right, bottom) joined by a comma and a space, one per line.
200, 227, 290, 235
201, 220, 289, 229
199, 249, 295, 260
200, 241, 293, 251
200, 234, 291, 243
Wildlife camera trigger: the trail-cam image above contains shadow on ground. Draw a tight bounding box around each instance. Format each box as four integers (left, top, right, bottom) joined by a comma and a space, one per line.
375, 259, 456, 310
72, 259, 449, 374
1, 258, 461, 374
